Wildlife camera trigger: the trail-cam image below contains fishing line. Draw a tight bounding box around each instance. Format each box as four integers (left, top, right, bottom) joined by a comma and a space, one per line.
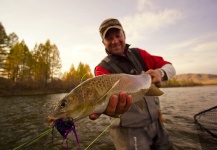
13, 118, 118, 150
13, 128, 52, 150
85, 118, 118, 150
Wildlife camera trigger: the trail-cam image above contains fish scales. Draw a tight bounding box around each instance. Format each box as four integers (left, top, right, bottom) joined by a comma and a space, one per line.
48, 73, 162, 122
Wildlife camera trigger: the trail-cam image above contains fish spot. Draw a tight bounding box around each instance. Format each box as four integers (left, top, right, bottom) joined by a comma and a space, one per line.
79, 86, 96, 101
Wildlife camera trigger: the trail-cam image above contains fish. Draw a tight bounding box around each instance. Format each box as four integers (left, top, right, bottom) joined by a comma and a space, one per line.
47, 73, 163, 123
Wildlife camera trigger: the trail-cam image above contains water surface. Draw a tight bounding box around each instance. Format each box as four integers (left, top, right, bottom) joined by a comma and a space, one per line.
0, 85, 216, 150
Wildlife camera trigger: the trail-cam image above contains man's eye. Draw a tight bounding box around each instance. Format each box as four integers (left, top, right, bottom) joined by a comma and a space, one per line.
105, 37, 112, 41
115, 35, 120, 39
115, 33, 121, 38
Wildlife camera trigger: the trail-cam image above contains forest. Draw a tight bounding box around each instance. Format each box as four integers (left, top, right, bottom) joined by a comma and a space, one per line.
0, 22, 93, 96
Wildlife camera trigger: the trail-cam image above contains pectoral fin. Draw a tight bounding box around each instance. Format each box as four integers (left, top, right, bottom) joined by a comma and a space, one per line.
145, 84, 164, 96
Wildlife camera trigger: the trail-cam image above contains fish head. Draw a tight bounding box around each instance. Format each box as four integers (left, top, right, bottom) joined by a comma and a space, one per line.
47, 83, 99, 124
47, 93, 82, 124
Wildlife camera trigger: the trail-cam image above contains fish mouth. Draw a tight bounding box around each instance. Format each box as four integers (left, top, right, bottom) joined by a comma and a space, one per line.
46, 113, 69, 124
46, 116, 57, 124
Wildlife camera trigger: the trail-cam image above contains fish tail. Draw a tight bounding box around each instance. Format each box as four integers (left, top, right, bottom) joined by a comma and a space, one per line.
145, 85, 164, 96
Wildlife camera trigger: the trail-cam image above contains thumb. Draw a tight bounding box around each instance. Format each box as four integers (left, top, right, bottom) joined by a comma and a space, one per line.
89, 113, 101, 120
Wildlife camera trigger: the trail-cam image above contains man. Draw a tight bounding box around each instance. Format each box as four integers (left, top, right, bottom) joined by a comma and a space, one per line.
89, 18, 176, 150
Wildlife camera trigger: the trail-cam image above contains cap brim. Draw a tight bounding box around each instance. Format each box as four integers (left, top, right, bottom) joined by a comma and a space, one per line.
102, 26, 123, 39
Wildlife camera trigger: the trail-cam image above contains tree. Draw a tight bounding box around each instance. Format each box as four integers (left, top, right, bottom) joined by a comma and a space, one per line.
50, 44, 62, 79
31, 40, 62, 84
0, 22, 8, 46
19, 41, 33, 82
62, 64, 76, 81
0, 22, 9, 77
62, 64, 78, 89
2, 33, 19, 79
62, 63, 93, 90
7, 32, 19, 48
76, 62, 93, 81
4, 41, 32, 82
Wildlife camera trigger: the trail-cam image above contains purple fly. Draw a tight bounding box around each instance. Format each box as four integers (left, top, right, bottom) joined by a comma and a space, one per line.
53, 118, 80, 149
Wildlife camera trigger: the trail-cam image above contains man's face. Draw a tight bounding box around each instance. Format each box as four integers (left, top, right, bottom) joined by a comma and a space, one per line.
102, 28, 126, 55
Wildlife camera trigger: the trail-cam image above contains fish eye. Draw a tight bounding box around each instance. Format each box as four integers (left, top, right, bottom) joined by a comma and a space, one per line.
60, 99, 68, 107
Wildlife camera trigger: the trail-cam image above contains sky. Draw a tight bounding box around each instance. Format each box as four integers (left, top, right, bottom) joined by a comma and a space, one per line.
1, 0, 217, 75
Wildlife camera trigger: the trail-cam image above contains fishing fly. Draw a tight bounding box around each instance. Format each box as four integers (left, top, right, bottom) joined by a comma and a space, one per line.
52, 118, 80, 149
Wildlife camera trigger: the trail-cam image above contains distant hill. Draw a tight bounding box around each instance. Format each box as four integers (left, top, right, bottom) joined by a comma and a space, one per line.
173, 73, 217, 85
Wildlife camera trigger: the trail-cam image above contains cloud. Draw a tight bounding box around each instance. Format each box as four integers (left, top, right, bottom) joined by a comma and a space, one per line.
137, 0, 154, 12
192, 41, 217, 52
121, 9, 183, 42
162, 33, 217, 74
166, 32, 217, 52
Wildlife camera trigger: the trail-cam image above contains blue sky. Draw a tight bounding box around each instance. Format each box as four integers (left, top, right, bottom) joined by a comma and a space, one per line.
1, 0, 217, 75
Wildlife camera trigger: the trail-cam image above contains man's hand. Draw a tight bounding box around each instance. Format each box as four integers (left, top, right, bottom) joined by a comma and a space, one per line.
145, 69, 163, 87
89, 91, 132, 120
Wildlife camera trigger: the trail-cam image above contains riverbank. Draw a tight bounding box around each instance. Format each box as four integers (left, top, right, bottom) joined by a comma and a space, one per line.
1, 73, 216, 97
1, 84, 216, 97
0, 89, 68, 97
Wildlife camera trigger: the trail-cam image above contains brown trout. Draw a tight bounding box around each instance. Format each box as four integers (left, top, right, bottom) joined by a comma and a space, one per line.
47, 73, 163, 122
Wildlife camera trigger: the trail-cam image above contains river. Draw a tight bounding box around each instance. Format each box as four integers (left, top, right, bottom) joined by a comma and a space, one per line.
0, 85, 216, 150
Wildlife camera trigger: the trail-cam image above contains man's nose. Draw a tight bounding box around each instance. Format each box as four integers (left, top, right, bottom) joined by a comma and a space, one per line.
111, 37, 118, 44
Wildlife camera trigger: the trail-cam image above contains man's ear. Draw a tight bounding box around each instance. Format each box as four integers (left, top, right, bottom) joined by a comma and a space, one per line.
102, 40, 105, 45
123, 31, 126, 39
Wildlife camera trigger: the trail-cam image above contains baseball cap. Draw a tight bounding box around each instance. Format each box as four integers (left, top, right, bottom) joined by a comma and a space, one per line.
99, 18, 123, 39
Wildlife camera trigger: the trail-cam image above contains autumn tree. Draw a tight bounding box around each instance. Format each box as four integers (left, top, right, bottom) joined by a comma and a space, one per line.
0, 22, 9, 77
7, 32, 19, 48
62, 64, 76, 81
62, 64, 78, 89
76, 62, 93, 81
31, 40, 62, 84
50, 44, 62, 79
4, 41, 32, 82
0, 22, 8, 45
62, 62, 93, 90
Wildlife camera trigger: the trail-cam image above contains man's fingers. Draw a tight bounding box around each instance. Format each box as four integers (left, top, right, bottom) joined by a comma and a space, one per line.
105, 95, 118, 116
93, 92, 133, 119
122, 95, 132, 113
115, 92, 127, 114
89, 113, 101, 120
146, 69, 162, 85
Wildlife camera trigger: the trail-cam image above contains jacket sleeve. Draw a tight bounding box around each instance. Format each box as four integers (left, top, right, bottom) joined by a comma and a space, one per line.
161, 64, 176, 79
138, 48, 176, 79
138, 48, 171, 69
94, 66, 110, 76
